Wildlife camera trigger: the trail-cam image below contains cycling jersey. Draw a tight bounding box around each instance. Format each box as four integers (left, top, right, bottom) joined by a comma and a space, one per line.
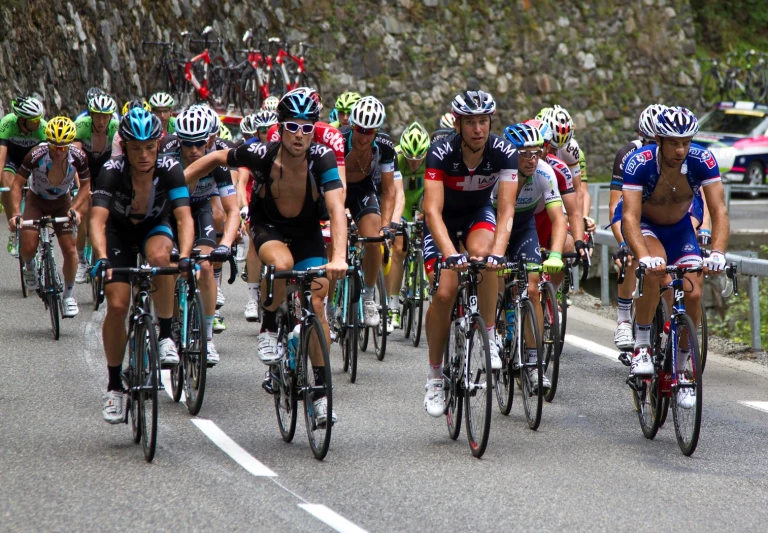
18, 143, 91, 199
493, 159, 561, 226
554, 138, 582, 181
610, 139, 644, 191
166, 116, 176, 134
543, 154, 575, 200
342, 129, 397, 188
534, 154, 575, 248
0, 114, 47, 173
425, 133, 518, 218
430, 129, 455, 144
266, 121, 345, 167
394, 150, 426, 222
74, 116, 119, 179
159, 134, 235, 154
578, 146, 587, 183
164, 147, 235, 204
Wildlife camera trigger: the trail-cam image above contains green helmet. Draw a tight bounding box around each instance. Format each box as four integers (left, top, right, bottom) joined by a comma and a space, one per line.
219, 123, 232, 141
535, 107, 553, 121
399, 122, 430, 159
335, 92, 362, 113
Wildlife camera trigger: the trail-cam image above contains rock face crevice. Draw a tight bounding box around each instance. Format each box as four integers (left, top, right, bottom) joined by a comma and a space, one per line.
0, 0, 699, 172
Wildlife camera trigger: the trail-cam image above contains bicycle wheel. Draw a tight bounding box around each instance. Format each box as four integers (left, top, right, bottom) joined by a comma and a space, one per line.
127, 326, 142, 445
412, 253, 425, 348
402, 259, 413, 339
18, 249, 27, 298
558, 286, 568, 355
268, 67, 286, 99
465, 314, 492, 458
170, 280, 185, 403
302, 316, 333, 460
147, 62, 171, 94
372, 269, 388, 361
46, 249, 60, 341
672, 314, 703, 456
300, 72, 322, 100
275, 319, 297, 442
540, 281, 561, 402
238, 67, 258, 115
494, 291, 514, 415
443, 313, 463, 440
137, 314, 159, 462
184, 291, 207, 415
345, 279, 359, 382
519, 299, 543, 430
700, 299, 708, 372
698, 69, 721, 109
633, 371, 662, 439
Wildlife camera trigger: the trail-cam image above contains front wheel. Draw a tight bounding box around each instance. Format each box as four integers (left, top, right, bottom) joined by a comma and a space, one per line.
184, 291, 208, 415
494, 291, 514, 415
465, 314, 492, 458
302, 316, 333, 460
45, 250, 61, 341
411, 253, 425, 348
137, 315, 160, 462
372, 269, 388, 361
672, 314, 703, 456
443, 314, 463, 441
540, 281, 560, 402
18, 246, 27, 298
275, 322, 297, 442
519, 298, 543, 430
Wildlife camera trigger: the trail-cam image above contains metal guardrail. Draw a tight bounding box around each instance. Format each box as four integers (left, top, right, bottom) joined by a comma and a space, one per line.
591, 228, 767, 350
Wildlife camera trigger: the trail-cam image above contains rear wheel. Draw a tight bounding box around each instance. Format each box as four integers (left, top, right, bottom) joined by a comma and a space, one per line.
672, 314, 703, 456
494, 291, 514, 415
46, 250, 60, 341
700, 299, 708, 372
558, 285, 568, 355
519, 299, 543, 430
634, 374, 662, 439
147, 62, 171, 94
268, 67, 286, 99
372, 269, 388, 361
137, 315, 159, 462
540, 281, 560, 402
275, 319, 297, 442
412, 253, 425, 347
444, 312, 463, 441
464, 314, 492, 458
170, 281, 185, 403
184, 291, 207, 415
302, 316, 333, 460
18, 241, 27, 298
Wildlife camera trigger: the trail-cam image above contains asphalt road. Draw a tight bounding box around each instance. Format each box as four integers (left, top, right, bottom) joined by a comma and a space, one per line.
2, 224, 768, 532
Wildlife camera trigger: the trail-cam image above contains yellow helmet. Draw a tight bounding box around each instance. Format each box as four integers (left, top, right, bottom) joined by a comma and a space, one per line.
219, 123, 232, 141
122, 99, 151, 116
45, 116, 76, 145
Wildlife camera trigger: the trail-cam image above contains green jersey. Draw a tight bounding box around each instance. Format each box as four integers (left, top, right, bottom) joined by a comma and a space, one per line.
74, 116, 119, 178
0, 113, 47, 172
394, 150, 426, 222
167, 116, 176, 134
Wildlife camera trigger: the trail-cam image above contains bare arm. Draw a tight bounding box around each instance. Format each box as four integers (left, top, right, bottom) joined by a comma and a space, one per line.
621, 189, 648, 259
378, 170, 396, 229
325, 187, 347, 265
0, 145, 8, 171
173, 205, 195, 258
184, 150, 230, 186
562, 191, 585, 244
72, 179, 91, 213
547, 203, 568, 255
492, 180, 518, 257
90, 206, 110, 260
236, 167, 250, 209
391, 177, 405, 224
701, 182, 729, 252
219, 194, 240, 248
9, 174, 25, 217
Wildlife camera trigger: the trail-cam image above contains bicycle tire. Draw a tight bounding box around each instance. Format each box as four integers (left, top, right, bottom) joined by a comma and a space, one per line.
302, 315, 333, 460
239, 66, 261, 114
346, 279, 359, 382
558, 286, 568, 355
402, 299, 412, 339
519, 298, 543, 430
444, 313, 463, 440
654, 299, 672, 428
672, 313, 703, 456
465, 314, 492, 458
700, 299, 708, 372
275, 318, 298, 442
698, 69, 721, 109
147, 62, 171, 95
373, 269, 388, 361
541, 281, 561, 402
402, 257, 413, 339
128, 325, 142, 445
412, 253, 425, 348
300, 72, 322, 102
137, 314, 159, 462
184, 291, 207, 415
18, 248, 27, 298
494, 291, 514, 415
268, 67, 286, 99
170, 280, 185, 403
46, 247, 60, 341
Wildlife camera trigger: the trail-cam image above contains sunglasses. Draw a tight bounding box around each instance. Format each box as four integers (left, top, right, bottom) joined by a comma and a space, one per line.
403, 152, 426, 161
49, 143, 70, 152
181, 139, 208, 148
353, 125, 377, 136
282, 122, 315, 135
518, 149, 542, 160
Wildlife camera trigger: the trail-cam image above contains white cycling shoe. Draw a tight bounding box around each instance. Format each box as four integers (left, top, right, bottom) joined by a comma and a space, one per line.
313, 396, 337, 428
158, 337, 180, 366
102, 390, 126, 424
363, 299, 380, 327
62, 297, 79, 318
614, 321, 635, 351
207, 341, 220, 365
424, 379, 446, 417
258, 331, 282, 364
630, 346, 654, 376
244, 300, 260, 322
75, 263, 89, 284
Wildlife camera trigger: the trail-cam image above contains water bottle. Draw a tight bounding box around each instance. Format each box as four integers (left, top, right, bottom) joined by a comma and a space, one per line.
287, 324, 300, 370
505, 302, 516, 342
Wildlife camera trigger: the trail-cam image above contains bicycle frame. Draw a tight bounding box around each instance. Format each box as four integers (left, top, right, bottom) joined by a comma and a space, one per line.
185, 48, 214, 100
271, 39, 307, 92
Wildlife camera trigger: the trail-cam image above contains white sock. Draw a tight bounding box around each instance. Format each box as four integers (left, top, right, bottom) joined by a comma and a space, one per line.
635, 324, 651, 348
428, 363, 442, 380
206, 316, 214, 341
247, 283, 260, 302
364, 285, 375, 300
214, 268, 222, 287
63, 284, 75, 300
389, 295, 399, 311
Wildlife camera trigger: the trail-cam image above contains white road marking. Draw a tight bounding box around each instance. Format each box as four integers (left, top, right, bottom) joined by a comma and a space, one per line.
730, 200, 768, 205
739, 401, 768, 414
299, 504, 369, 533
161, 369, 185, 403
565, 334, 621, 361
191, 418, 277, 477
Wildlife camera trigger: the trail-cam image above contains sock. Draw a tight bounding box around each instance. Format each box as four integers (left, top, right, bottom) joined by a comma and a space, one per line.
635, 324, 651, 348
428, 363, 442, 380
25, 258, 35, 269
206, 315, 214, 341
63, 283, 75, 300
261, 309, 277, 332
364, 285, 375, 299
214, 268, 222, 287
617, 297, 632, 324
247, 283, 260, 302
159, 317, 173, 339
77, 250, 86, 263
527, 348, 538, 363
389, 295, 399, 312
107, 364, 123, 392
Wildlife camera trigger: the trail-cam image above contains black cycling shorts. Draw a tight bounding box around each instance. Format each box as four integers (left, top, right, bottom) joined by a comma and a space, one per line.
105, 219, 174, 285
506, 216, 541, 267
423, 205, 496, 273
169, 200, 218, 249
250, 221, 327, 270
345, 177, 380, 222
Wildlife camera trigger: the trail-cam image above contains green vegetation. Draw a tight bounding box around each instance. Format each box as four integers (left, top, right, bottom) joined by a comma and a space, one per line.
691, 0, 768, 56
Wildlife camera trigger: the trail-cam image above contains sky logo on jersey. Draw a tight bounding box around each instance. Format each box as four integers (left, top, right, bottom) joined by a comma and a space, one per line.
247, 143, 268, 157
310, 144, 331, 157
158, 156, 179, 171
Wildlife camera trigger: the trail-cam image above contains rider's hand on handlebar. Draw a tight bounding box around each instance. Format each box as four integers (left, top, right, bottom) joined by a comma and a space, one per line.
325, 259, 348, 281
703, 250, 726, 273
69, 209, 81, 226
445, 253, 468, 272
639, 256, 666, 275
379, 226, 395, 245
8, 215, 20, 232
543, 252, 564, 274
584, 216, 596, 233
575, 239, 587, 260
697, 228, 711, 246
485, 254, 505, 272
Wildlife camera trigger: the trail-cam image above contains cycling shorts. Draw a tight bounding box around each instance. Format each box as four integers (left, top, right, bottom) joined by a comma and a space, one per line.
346, 177, 380, 222
250, 221, 326, 270
3, 159, 20, 175
105, 219, 175, 284
423, 205, 496, 273
633, 214, 702, 267
171, 201, 218, 249
507, 217, 541, 267
21, 192, 74, 236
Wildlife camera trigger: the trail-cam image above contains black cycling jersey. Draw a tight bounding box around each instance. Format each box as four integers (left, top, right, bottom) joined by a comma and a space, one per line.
430, 129, 455, 144
164, 147, 235, 206
342, 130, 398, 190
160, 134, 235, 154
610, 139, 645, 191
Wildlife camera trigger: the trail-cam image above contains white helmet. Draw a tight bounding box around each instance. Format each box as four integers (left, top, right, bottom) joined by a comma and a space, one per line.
262, 96, 280, 112
451, 90, 496, 116
655, 106, 699, 138
541, 105, 573, 148
175, 107, 213, 142
12, 96, 44, 119
350, 96, 386, 129
89, 94, 117, 114
149, 92, 175, 109
191, 104, 220, 136
638, 104, 667, 139
439, 112, 455, 129
254, 110, 279, 128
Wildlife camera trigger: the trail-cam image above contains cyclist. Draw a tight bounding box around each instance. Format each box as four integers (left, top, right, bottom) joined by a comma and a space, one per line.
112, 99, 152, 157
167, 106, 239, 364
183, 90, 348, 426
8, 117, 90, 317
608, 104, 665, 350
262, 95, 280, 112
500, 123, 567, 391
0, 96, 47, 256
219, 124, 233, 142
422, 90, 518, 417
90, 108, 194, 423
386, 121, 430, 332
430, 112, 456, 143
342, 95, 397, 327
73, 93, 120, 283
74, 88, 119, 120
621, 107, 729, 408
332, 91, 362, 128
148, 92, 176, 134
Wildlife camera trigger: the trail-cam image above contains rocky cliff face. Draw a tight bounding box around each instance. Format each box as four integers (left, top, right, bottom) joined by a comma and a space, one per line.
0, 0, 699, 173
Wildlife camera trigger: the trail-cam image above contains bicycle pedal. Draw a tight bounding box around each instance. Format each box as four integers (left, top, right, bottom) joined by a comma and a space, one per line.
618, 352, 632, 367
261, 378, 277, 395
625, 375, 641, 391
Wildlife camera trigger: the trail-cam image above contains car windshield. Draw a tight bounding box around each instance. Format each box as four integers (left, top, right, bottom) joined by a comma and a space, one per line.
698, 110, 767, 136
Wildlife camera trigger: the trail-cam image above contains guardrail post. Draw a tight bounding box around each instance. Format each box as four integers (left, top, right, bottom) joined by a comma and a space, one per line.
723, 181, 732, 213
749, 275, 762, 351
600, 243, 610, 306
573, 264, 580, 292
589, 183, 599, 225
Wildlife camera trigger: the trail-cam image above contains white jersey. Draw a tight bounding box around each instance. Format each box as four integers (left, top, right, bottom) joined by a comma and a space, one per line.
554, 138, 582, 181
494, 159, 561, 222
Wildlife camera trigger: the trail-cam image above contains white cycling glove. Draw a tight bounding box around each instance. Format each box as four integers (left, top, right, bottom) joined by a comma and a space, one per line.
703, 250, 726, 272
639, 256, 665, 269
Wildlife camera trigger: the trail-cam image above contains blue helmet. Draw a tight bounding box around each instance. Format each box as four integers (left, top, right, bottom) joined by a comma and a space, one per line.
504, 123, 544, 149
119, 108, 162, 142
328, 108, 339, 123
277, 88, 320, 122
655, 106, 699, 138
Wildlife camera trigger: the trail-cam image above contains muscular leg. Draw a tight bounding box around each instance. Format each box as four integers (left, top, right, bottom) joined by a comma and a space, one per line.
464, 228, 495, 327
144, 235, 175, 319
57, 232, 79, 286
1, 170, 15, 222
103, 283, 131, 367
426, 269, 458, 366
310, 278, 331, 360
358, 212, 383, 288
258, 240, 294, 313
634, 235, 667, 348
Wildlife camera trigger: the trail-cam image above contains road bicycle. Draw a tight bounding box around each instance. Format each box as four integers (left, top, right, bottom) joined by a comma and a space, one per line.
182, 26, 227, 106
268, 37, 321, 95
143, 39, 188, 103
698, 50, 768, 109
434, 258, 493, 458
19, 215, 74, 340
359, 252, 390, 362
93, 260, 180, 462
233, 29, 283, 114
400, 207, 429, 347
494, 258, 544, 428
629, 262, 737, 456
263, 264, 349, 460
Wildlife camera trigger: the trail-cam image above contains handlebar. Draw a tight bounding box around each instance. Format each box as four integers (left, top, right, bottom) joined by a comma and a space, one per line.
263, 264, 358, 308
633, 262, 738, 298
21, 216, 73, 226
